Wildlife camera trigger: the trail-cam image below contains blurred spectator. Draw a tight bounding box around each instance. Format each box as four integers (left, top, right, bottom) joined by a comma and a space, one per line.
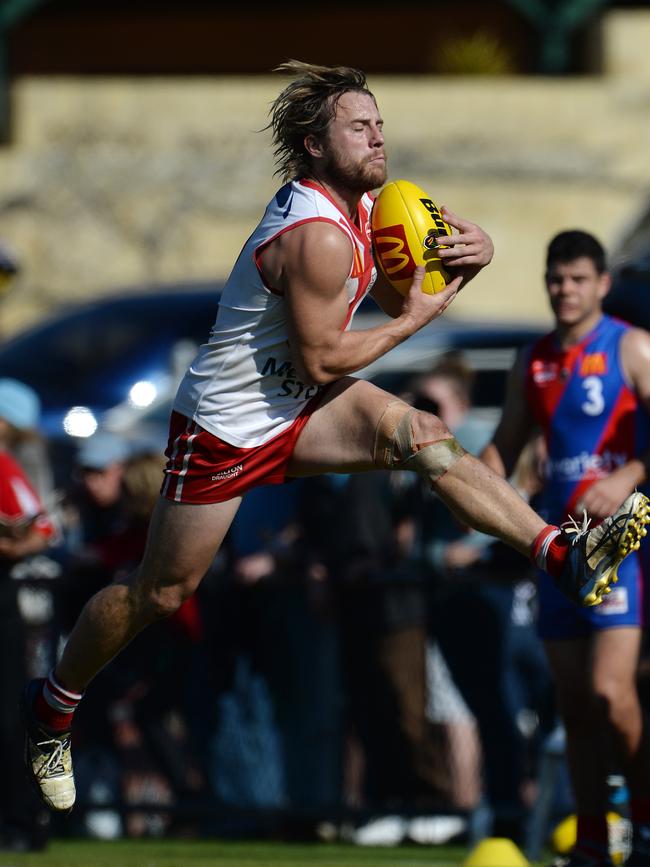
70, 448, 213, 838
207, 480, 341, 828
0, 378, 55, 570
0, 378, 53, 852
66, 432, 131, 545
0, 379, 62, 687
298, 468, 450, 847
482, 229, 650, 865
408, 354, 494, 574
0, 377, 57, 514
406, 357, 489, 818
425, 640, 482, 815
56, 431, 132, 631
409, 358, 553, 841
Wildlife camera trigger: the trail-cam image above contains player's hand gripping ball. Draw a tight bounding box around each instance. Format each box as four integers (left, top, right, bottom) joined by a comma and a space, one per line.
371, 179, 451, 295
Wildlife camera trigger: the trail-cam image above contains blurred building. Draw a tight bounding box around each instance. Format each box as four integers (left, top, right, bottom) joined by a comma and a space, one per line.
0, 1, 649, 332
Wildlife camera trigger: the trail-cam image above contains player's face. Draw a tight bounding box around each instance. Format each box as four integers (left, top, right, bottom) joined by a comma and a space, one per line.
545, 256, 610, 328
321, 91, 387, 193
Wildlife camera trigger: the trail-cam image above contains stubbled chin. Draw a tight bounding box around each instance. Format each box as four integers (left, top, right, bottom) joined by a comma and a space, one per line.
365, 164, 387, 189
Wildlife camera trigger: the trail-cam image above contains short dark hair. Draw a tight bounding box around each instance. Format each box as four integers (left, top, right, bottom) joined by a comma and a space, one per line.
267, 60, 374, 181
546, 230, 607, 274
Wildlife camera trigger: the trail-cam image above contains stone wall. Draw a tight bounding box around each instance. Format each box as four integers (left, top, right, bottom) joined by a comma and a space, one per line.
1, 11, 649, 335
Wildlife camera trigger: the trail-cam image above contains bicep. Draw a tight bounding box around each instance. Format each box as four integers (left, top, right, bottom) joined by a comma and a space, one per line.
276, 224, 354, 375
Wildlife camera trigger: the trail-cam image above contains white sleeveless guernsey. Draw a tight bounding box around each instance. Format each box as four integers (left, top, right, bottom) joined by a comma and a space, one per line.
173, 179, 377, 447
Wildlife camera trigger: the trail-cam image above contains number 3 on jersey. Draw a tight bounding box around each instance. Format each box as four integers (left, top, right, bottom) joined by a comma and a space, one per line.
582, 375, 604, 416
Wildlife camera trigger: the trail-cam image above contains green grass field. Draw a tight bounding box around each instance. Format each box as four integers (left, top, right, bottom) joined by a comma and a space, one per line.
0, 840, 472, 867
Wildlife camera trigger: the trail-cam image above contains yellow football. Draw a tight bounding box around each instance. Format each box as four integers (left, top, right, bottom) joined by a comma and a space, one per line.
371, 179, 451, 296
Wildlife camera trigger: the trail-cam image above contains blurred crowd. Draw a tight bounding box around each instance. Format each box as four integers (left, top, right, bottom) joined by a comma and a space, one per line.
1, 354, 638, 851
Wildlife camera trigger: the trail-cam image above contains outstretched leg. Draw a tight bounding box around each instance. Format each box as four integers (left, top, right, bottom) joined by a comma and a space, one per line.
290, 379, 544, 548
289, 379, 649, 605
23, 495, 240, 811
56, 496, 240, 691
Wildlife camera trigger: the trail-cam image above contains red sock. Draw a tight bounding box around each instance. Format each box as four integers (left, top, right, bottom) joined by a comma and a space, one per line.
531, 525, 569, 578
630, 798, 650, 825
34, 669, 83, 733
576, 814, 609, 857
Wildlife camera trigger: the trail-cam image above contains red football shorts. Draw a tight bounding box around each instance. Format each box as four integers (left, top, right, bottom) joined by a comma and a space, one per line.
161, 402, 319, 504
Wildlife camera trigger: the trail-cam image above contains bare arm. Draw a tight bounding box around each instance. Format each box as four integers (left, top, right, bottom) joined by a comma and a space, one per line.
481, 349, 534, 477
580, 327, 650, 518
0, 522, 50, 559
263, 221, 462, 384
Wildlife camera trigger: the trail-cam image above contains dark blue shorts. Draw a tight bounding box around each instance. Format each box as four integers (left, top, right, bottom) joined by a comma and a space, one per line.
537, 550, 646, 640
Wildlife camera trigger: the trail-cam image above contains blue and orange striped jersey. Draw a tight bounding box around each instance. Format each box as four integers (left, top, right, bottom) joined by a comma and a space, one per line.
525, 314, 650, 526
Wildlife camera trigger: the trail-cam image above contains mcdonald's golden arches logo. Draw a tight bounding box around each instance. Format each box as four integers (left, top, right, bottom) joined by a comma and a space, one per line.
579, 352, 607, 376
373, 224, 416, 280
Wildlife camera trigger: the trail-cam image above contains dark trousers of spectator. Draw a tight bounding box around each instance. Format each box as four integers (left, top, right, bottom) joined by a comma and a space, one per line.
431, 579, 554, 836
340, 584, 449, 810
0, 585, 49, 850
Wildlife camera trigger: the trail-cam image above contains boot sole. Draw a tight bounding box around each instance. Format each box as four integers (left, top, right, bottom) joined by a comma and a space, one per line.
583, 494, 650, 606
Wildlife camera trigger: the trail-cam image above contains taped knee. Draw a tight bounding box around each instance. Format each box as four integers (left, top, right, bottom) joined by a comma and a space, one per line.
373, 400, 467, 481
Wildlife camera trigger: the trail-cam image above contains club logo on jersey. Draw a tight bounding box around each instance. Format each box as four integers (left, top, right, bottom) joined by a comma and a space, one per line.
531, 359, 559, 385
275, 185, 294, 219
579, 352, 607, 377
373, 224, 416, 279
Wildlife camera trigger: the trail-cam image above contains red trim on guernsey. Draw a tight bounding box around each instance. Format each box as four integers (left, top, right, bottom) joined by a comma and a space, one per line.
298, 179, 368, 244
342, 259, 374, 329
525, 333, 588, 441
253, 216, 354, 296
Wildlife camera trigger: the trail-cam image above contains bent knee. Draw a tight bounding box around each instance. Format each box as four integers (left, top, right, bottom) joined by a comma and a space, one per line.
411, 408, 452, 442
592, 679, 639, 726
135, 575, 199, 622
146, 585, 194, 620
373, 400, 459, 477
560, 680, 637, 731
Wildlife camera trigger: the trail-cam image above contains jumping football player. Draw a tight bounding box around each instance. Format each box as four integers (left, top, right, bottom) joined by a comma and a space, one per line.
482, 230, 650, 867
22, 62, 649, 814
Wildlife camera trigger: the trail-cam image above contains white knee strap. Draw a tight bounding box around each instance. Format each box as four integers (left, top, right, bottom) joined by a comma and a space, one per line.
373, 400, 467, 481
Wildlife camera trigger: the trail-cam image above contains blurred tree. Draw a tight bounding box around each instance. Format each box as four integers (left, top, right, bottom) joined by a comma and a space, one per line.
0, 0, 48, 142
506, 0, 609, 73
434, 30, 516, 75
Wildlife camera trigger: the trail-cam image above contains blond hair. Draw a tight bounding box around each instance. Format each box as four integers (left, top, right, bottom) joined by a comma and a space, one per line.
268, 60, 373, 181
